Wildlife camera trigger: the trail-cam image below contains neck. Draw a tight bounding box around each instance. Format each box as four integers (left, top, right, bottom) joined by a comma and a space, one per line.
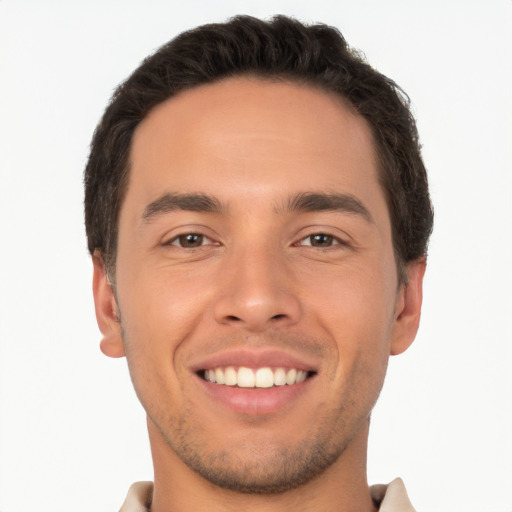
148, 418, 377, 512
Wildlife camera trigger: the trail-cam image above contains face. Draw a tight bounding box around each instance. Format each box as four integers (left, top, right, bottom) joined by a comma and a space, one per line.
93, 77, 424, 493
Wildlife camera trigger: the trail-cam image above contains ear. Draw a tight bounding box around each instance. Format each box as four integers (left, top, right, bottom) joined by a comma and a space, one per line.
390, 259, 426, 356
92, 252, 125, 358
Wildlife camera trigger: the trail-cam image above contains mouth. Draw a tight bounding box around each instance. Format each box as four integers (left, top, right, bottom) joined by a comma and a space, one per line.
199, 366, 316, 388
191, 349, 319, 415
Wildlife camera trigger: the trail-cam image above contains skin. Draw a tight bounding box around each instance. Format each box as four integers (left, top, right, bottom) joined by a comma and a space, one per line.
93, 77, 425, 512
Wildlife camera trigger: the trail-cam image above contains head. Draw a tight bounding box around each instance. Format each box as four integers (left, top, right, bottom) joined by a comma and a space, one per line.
86, 15, 432, 497
84, 15, 432, 284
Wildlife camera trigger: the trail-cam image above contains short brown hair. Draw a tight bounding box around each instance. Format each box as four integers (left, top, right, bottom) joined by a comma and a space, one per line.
84, 15, 433, 282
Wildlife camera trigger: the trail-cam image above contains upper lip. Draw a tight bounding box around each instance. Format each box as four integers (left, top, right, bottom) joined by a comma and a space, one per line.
189, 348, 319, 373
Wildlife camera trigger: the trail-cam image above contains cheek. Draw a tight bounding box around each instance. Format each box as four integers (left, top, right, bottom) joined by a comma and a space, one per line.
306, 259, 396, 333
317, 273, 393, 420
302, 261, 396, 379
117, 261, 212, 338
115, 266, 213, 404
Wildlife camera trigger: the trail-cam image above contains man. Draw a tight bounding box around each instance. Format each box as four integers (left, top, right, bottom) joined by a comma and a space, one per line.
84, 15, 433, 511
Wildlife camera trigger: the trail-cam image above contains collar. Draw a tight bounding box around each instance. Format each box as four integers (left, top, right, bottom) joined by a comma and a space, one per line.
120, 478, 416, 511
371, 478, 416, 511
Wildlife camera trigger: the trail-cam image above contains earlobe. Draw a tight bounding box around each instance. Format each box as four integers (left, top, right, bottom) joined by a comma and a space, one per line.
390, 259, 426, 356
92, 252, 125, 358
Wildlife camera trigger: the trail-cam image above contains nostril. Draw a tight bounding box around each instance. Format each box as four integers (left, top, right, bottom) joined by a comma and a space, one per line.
226, 315, 241, 322
271, 314, 287, 321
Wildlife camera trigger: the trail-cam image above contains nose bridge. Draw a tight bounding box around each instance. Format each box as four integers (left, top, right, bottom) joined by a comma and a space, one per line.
213, 240, 301, 330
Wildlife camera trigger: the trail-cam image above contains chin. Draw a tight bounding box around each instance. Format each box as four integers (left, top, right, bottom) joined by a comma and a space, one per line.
156, 410, 357, 495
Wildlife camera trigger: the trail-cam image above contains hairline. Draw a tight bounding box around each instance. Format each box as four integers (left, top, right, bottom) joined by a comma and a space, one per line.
102, 73, 409, 285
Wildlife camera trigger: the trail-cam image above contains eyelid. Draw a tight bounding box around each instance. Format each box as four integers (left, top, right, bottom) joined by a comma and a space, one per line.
165, 233, 216, 247
160, 225, 220, 248
297, 234, 345, 247
294, 227, 351, 247
173, 234, 211, 247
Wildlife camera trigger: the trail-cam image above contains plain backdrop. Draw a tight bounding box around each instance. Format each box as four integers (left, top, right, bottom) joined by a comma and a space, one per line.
0, 1, 511, 511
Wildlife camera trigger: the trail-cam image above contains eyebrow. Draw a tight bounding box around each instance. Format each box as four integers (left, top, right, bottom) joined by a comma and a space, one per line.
142, 193, 224, 221
284, 192, 374, 223
141, 191, 373, 223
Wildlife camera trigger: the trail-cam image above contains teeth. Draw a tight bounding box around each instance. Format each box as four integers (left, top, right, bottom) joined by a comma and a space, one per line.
215, 368, 225, 385
238, 367, 255, 388
286, 368, 297, 385
203, 366, 310, 388
224, 366, 237, 386
273, 368, 287, 386
296, 370, 307, 383
255, 367, 274, 388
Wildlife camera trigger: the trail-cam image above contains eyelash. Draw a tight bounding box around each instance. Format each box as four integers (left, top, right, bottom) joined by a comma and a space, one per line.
165, 233, 215, 249
296, 233, 346, 248
164, 232, 346, 250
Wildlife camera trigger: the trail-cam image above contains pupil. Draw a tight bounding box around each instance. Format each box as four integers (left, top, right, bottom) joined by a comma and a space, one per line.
312, 234, 332, 246
180, 234, 202, 247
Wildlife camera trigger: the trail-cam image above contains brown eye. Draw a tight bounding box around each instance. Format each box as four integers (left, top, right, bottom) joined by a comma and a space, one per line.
304, 234, 336, 247
310, 234, 333, 246
173, 234, 205, 248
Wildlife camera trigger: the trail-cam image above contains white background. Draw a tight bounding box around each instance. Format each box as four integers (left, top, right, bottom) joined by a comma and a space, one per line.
0, 1, 511, 511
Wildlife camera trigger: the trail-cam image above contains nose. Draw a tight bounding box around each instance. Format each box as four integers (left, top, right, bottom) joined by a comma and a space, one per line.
213, 246, 302, 332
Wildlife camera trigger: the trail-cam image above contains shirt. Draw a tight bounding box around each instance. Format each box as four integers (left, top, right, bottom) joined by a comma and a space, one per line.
119, 477, 416, 511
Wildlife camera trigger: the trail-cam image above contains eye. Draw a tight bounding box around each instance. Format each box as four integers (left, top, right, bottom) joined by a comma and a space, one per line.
168, 233, 211, 248
299, 233, 341, 247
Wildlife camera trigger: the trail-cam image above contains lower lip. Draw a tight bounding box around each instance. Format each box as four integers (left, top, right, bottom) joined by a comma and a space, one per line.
197, 376, 314, 415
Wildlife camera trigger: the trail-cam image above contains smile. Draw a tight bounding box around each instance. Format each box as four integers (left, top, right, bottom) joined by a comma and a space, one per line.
202, 366, 312, 388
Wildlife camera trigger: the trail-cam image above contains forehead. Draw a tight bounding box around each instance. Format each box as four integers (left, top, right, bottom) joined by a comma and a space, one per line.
126, 77, 382, 214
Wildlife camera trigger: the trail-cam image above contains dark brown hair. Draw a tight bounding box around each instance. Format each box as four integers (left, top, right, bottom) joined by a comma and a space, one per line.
84, 15, 433, 282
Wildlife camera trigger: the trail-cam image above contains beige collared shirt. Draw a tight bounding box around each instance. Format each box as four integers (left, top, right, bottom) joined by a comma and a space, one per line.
119, 478, 416, 511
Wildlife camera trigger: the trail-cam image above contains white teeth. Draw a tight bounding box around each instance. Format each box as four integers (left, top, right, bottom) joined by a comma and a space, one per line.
296, 370, 307, 383
224, 366, 237, 386
255, 367, 274, 388
203, 366, 310, 388
273, 367, 287, 386
214, 368, 225, 385
237, 367, 255, 388
286, 368, 297, 385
